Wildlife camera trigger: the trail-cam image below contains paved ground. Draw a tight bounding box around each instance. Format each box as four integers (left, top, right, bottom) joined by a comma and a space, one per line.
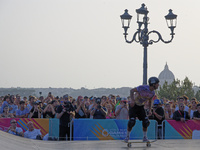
1, 131, 200, 150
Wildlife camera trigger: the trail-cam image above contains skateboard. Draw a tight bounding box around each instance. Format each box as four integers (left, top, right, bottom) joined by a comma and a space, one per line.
123, 140, 157, 148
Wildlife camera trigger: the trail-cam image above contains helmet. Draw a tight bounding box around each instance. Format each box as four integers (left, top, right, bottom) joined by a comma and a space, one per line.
148, 77, 159, 86
153, 99, 160, 105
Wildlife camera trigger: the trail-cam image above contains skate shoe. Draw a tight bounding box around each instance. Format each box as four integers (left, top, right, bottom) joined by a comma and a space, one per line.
143, 136, 149, 142
124, 136, 129, 143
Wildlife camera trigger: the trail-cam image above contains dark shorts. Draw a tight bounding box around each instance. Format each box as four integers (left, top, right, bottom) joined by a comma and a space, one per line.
129, 104, 147, 121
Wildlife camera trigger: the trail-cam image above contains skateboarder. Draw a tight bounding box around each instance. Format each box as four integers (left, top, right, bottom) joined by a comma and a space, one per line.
124, 77, 159, 142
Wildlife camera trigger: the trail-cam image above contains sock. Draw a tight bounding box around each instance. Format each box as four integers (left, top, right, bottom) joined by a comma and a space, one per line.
143, 131, 147, 137
126, 130, 130, 137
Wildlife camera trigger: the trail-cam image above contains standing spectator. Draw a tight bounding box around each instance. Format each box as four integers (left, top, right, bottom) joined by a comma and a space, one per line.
75, 96, 87, 118
193, 104, 200, 120
43, 103, 55, 118
29, 102, 41, 118
91, 98, 107, 119
0, 106, 14, 118
88, 97, 96, 119
7, 119, 23, 136
16, 101, 29, 118
27, 96, 35, 112
24, 121, 43, 140
115, 98, 129, 120
105, 104, 115, 119
175, 97, 189, 112
173, 103, 190, 122
151, 99, 165, 139
188, 98, 198, 119
164, 103, 174, 120
183, 95, 189, 107
9, 96, 18, 117
56, 96, 75, 141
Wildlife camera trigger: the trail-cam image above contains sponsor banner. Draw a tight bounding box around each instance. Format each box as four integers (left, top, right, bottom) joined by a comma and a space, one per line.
165, 120, 200, 139
73, 119, 156, 140
0, 118, 49, 136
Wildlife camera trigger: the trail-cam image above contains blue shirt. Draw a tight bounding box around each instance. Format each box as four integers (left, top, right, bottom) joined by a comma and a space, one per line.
0, 101, 9, 113
16, 108, 29, 117
9, 104, 18, 114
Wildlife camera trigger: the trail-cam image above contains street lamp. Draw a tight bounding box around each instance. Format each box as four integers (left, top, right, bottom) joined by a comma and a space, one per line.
120, 3, 177, 85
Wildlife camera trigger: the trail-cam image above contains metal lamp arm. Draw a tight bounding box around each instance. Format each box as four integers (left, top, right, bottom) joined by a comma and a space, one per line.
124, 31, 140, 44
148, 30, 174, 44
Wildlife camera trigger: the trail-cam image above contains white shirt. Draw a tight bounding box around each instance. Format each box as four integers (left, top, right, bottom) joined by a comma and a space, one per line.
24, 129, 42, 139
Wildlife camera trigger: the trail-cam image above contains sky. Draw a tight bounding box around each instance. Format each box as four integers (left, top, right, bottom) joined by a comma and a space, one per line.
0, 0, 200, 89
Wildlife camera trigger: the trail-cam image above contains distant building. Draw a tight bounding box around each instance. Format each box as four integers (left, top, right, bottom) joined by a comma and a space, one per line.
158, 63, 175, 87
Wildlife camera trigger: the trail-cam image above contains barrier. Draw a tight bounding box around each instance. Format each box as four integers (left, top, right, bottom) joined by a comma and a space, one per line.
164, 120, 200, 139
73, 119, 157, 140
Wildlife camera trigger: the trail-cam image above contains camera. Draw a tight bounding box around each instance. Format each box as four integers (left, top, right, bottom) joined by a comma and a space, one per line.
95, 98, 101, 104
63, 101, 74, 112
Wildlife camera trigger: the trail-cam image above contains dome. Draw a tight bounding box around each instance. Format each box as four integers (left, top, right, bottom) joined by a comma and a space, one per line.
158, 63, 175, 86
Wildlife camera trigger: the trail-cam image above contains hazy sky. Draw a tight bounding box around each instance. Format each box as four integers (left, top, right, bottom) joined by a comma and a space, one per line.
0, 0, 200, 89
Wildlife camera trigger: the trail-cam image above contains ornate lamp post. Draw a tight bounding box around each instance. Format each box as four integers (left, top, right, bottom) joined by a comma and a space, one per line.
120, 3, 177, 85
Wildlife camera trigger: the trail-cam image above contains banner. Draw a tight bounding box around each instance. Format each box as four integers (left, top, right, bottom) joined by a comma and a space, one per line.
73, 119, 156, 140
0, 118, 49, 137
164, 120, 200, 139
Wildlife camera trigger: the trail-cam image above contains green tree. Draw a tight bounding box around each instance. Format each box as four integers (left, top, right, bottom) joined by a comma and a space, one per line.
157, 77, 195, 101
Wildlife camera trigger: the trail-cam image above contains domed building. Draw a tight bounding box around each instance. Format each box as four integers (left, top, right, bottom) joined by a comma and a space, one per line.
158, 63, 175, 87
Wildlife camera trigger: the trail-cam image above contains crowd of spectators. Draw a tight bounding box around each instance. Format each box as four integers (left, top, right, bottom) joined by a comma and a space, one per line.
0, 93, 200, 140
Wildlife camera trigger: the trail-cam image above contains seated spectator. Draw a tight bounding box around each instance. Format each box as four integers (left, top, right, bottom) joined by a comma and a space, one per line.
193, 104, 200, 120
43, 103, 55, 118
9, 95, 18, 117
24, 121, 43, 140
29, 102, 41, 118
188, 98, 198, 119
164, 103, 174, 120
175, 97, 189, 112
105, 104, 115, 119
173, 103, 190, 122
75, 96, 87, 118
16, 101, 29, 118
91, 98, 107, 119
7, 119, 23, 137
0, 106, 14, 118
0, 95, 10, 113
115, 98, 129, 120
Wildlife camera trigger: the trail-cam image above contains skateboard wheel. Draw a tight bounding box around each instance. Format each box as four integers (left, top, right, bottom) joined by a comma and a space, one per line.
146, 142, 151, 147
127, 143, 132, 147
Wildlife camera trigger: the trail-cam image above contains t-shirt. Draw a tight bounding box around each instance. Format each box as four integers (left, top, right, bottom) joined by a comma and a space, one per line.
93, 107, 107, 119
153, 107, 165, 125
193, 111, 200, 118
24, 129, 42, 139
16, 108, 29, 117
8, 127, 23, 136
134, 85, 155, 106
56, 104, 74, 127
115, 105, 129, 120
30, 108, 40, 118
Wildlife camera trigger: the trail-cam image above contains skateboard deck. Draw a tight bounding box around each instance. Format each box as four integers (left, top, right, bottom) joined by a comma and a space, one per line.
123, 140, 157, 147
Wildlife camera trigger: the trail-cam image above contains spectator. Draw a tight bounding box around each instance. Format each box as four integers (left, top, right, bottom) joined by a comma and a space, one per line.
0, 106, 14, 118
164, 103, 174, 120
88, 97, 96, 119
56, 96, 75, 141
15, 95, 21, 107
105, 104, 115, 119
24, 121, 43, 140
43, 103, 56, 118
75, 96, 87, 118
175, 97, 189, 112
16, 101, 29, 118
151, 99, 165, 139
9, 95, 18, 117
183, 95, 189, 106
188, 98, 198, 119
29, 102, 41, 118
0, 95, 10, 113
51, 100, 59, 111
193, 104, 200, 120
173, 103, 190, 122
115, 98, 129, 120
27, 96, 35, 111
91, 98, 107, 119
7, 119, 23, 137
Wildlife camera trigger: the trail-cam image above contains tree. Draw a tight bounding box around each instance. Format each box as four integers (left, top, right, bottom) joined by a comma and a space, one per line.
157, 77, 195, 101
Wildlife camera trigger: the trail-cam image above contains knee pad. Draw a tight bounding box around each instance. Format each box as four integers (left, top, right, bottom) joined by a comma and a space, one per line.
142, 117, 150, 128
128, 118, 136, 129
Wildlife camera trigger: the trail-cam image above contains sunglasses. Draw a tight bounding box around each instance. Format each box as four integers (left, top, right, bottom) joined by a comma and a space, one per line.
11, 122, 17, 124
